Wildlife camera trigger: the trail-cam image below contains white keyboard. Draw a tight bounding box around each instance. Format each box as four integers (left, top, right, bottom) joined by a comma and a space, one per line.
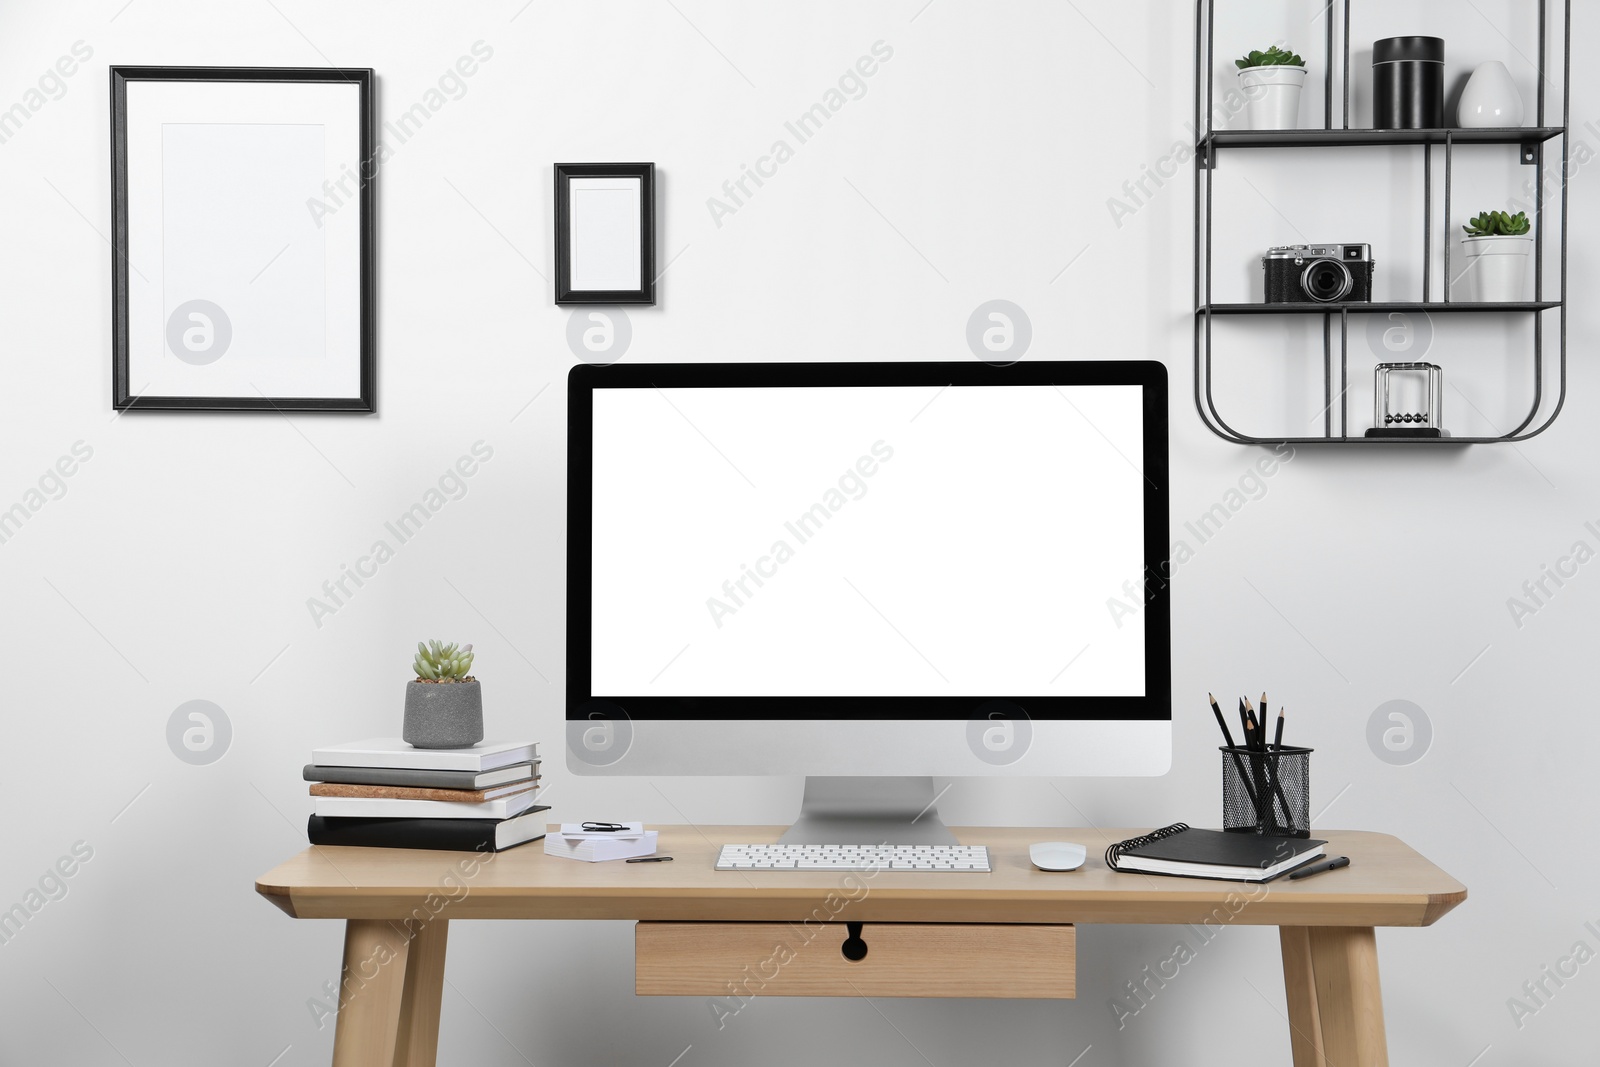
716, 843, 991, 872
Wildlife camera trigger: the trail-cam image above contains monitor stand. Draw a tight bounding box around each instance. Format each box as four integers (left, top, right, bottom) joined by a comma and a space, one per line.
778, 776, 957, 845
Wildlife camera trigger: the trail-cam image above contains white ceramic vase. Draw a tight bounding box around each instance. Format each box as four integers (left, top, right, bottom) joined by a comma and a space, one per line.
1238, 65, 1307, 130
1461, 234, 1533, 302
1457, 61, 1524, 128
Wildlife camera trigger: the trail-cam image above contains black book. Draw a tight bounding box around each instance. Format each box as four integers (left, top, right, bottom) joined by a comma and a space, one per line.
1105, 824, 1325, 883
307, 807, 550, 853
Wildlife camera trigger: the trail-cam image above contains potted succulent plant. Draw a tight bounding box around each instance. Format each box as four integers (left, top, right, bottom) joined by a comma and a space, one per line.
1461, 210, 1533, 302
404, 640, 483, 749
1237, 45, 1307, 130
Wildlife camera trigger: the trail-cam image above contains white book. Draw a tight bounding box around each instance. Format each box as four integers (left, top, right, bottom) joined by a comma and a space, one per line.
311, 738, 538, 773
313, 786, 544, 821
544, 830, 658, 862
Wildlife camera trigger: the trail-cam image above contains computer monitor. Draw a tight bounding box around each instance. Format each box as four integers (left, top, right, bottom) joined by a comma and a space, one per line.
567, 361, 1171, 841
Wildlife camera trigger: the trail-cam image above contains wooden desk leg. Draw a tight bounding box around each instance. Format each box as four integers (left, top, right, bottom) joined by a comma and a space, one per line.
393, 919, 448, 1067
330, 919, 449, 1067
1279, 926, 1389, 1067
1280, 927, 1327, 1066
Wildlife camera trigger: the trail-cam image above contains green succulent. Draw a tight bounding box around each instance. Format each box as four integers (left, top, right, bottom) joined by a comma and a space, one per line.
1463, 210, 1531, 237
413, 640, 475, 681
1236, 46, 1306, 69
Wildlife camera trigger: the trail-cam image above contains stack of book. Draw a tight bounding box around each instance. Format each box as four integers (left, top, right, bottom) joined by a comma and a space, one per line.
304, 738, 548, 853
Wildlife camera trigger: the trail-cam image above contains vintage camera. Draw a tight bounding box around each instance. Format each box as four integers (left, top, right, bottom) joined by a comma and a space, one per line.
1262, 244, 1374, 303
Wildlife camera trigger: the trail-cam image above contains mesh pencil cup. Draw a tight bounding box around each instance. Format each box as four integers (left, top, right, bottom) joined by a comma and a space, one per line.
1221, 745, 1312, 838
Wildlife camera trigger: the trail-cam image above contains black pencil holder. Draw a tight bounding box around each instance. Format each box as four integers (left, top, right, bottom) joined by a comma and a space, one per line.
1221, 745, 1312, 838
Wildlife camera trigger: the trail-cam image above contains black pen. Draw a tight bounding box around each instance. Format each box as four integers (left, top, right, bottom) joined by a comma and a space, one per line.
1289, 856, 1350, 880
626, 856, 673, 863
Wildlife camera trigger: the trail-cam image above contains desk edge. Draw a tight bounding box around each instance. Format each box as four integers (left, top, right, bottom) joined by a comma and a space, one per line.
256, 882, 300, 918
1422, 887, 1468, 924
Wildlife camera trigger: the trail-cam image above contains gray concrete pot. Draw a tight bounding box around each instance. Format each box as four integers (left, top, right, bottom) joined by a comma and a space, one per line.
403, 680, 484, 749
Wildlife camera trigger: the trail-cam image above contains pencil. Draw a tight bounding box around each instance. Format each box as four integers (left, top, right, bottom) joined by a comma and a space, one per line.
1208, 693, 1238, 748
1239, 698, 1270, 831
1260, 705, 1293, 832
1247, 699, 1283, 830
1211, 694, 1259, 809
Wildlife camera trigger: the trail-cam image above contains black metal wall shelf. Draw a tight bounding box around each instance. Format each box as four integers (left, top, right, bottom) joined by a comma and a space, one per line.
1194, 0, 1571, 446
1206, 301, 1562, 316
1199, 126, 1564, 160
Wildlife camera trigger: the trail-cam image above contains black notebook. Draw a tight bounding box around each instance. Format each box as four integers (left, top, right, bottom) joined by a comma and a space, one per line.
307, 808, 549, 853
1105, 824, 1326, 883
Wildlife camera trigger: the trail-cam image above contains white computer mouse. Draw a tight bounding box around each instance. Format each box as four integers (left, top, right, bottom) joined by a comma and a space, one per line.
1030, 841, 1088, 872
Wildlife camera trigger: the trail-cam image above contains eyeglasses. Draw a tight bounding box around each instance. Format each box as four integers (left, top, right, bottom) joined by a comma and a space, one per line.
581, 822, 630, 832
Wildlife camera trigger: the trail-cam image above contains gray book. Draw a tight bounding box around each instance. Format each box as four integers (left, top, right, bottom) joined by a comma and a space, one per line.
303, 761, 538, 790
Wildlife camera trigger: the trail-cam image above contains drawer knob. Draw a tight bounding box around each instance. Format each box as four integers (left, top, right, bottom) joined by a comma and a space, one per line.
841, 922, 868, 962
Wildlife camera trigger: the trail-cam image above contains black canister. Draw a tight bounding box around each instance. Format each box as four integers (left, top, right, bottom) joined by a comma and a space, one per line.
1373, 36, 1445, 129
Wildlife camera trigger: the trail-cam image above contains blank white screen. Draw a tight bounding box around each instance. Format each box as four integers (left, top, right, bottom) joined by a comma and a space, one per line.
589, 384, 1148, 697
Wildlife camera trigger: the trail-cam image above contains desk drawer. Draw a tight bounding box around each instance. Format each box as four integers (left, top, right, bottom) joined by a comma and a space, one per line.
635, 922, 1074, 999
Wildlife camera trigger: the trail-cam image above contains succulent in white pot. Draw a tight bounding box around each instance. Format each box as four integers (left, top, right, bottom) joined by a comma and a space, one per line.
1237, 46, 1307, 131
404, 640, 483, 749
1461, 210, 1533, 302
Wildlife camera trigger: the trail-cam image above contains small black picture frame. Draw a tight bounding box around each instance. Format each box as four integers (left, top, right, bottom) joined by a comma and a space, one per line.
110, 65, 375, 412
554, 163, 655, 305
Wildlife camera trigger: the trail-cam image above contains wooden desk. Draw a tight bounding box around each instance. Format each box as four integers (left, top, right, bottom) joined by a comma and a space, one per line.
257, 827, 1465, 1067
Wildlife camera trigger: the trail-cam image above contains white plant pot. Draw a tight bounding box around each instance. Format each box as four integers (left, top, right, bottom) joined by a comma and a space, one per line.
1461, 234, 1533, 302
1457, 60, 1524, 128
1238, 65, 1307, 130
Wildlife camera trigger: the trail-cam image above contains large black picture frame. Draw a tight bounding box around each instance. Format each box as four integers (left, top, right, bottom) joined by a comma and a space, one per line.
110, 66, 375, 412
554, 162, 655, 305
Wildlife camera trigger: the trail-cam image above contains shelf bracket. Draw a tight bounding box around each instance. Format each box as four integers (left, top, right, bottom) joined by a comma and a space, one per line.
1521, 141, 1542, 165
1196, 140, 1214, 170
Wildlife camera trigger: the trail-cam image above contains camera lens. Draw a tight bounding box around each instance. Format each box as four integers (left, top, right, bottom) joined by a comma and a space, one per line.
1301, 259, 1353, 302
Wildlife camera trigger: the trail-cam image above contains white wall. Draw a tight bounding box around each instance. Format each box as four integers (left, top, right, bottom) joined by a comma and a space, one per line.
1, 1, 1596, 1063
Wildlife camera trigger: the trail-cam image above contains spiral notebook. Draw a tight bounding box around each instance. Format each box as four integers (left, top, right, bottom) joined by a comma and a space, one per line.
1105, 824, 1326, 883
